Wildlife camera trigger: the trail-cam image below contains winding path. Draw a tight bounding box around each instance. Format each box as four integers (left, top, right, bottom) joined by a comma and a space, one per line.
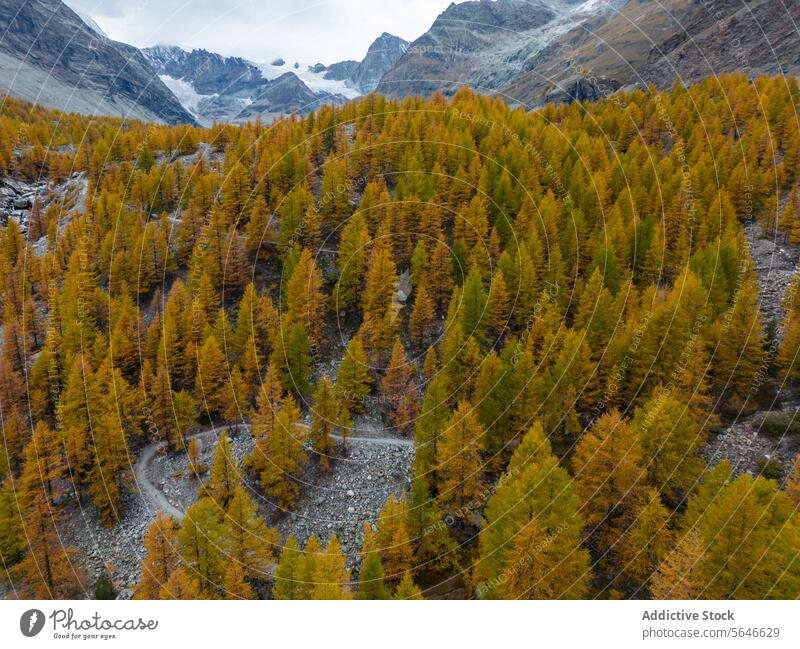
133, 422, 412, 520
328, 432, 413, 447
134, 439, 184, 520
133, 426, 223, 520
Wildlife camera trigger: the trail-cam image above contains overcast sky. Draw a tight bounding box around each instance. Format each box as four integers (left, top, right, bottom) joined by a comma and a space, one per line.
64, 0, 456, 65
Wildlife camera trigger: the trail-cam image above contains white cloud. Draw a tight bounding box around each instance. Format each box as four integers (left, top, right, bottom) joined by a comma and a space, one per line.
64, 0, 456, 64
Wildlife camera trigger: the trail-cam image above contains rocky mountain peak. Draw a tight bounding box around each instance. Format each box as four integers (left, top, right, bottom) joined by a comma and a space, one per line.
234, 70, 341, 121
354, 32, 409, 93
376, 0, 561, 98
324, 32, 408, 94
142, 45, 264, 96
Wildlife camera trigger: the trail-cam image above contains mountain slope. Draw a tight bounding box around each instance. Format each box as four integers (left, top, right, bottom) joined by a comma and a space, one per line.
504, 0, 800, 105
234, 71, 340, 121
351, 32, 408, 93
323, 59, 360, 82
374, 0, 800, 106
322, 32, 408, 94
376, 0, 602, 98
146, 31, 407, 124
142, 45, 264, 97
64, 2, 108, 38
0, 0, 194, 124
143, 45, 355, 124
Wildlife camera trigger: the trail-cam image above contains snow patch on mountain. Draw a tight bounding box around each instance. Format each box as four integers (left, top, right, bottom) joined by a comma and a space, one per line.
257, 61, 361, 99
158, 75, 215, 114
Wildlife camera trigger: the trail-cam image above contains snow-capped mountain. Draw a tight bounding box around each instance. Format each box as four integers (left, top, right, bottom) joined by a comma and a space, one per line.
143, 45, 265, 97
318, 33, 409, 94
256, 59, 360, 100
141, 30, 407, 125
6, 0, 798, 127
236, 71, 348, 122
142, 45, 358, 125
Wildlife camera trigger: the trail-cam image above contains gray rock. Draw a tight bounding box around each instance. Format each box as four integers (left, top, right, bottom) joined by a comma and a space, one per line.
234, 72, 345, 121
351, 33, 408, 94
377, 0, 556, 98
143, 45, 264, 97
0, 0, 194, 124
323, 59, 359, 82
543, 75, 620, 105
744, 221, 800, 327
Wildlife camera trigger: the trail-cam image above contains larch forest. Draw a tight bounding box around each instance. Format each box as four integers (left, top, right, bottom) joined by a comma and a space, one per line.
2, 73, 800, 601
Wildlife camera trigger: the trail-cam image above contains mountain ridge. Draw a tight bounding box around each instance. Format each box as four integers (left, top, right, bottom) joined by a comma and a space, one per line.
375, 0, 615, 98
502, 0, 800, 105
6, 0, 800, 126
142, 45, 353, 124
0, 0, 195, 124
374, 0, 800, 106
141, 30, 408, 124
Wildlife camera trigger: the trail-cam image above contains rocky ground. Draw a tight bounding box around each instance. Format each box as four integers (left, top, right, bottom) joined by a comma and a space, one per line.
744, 221, 800, 326
148, 419, 414, 570
705, 400, 800, 479
58, 413, 413, 597
1, 172, 87, 253
146, 425, 251, 515
703, 220, 800, 481
274, 435, 413, 570
2, 141, 211, 257
0, 176, 44, 221
58, 489, 152, 600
